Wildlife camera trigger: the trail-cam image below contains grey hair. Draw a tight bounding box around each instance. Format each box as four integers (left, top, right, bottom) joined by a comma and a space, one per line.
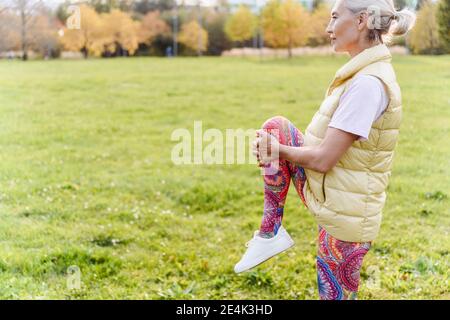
344, 0, 417, 44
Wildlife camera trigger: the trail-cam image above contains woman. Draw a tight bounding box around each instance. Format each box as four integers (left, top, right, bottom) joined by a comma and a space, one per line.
234, 0, 416, 300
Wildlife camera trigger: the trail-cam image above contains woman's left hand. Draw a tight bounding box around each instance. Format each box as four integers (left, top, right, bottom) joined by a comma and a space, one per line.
253, 129, 281, 167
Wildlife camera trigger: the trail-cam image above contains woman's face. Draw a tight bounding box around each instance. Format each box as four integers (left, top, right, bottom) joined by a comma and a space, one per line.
326, 0, 365, 54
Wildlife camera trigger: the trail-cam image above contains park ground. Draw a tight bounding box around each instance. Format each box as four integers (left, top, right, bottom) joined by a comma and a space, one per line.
0, 55, 448, 299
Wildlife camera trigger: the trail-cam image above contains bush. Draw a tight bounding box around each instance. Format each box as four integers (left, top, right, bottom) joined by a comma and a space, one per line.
409, 0, 447, 54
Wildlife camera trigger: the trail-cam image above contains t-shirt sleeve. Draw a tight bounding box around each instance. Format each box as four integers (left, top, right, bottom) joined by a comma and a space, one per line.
328, 75, 389, 141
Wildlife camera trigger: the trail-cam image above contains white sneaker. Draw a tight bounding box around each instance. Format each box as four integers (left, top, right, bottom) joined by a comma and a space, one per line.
234, 226, 295, 274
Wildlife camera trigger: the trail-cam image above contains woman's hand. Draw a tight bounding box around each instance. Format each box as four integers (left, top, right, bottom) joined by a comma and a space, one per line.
252, 129, 281, 167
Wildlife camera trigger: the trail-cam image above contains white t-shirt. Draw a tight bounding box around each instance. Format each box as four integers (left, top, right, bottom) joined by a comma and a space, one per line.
329, 74, 389, 141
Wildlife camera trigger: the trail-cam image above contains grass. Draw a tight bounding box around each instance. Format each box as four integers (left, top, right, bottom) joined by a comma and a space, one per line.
0, 55, 448, 299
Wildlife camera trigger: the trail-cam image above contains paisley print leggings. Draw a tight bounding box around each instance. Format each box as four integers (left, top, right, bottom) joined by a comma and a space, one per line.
259, 116, 371, 300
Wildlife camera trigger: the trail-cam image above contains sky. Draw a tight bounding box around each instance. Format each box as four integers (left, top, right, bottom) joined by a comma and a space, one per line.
1, 0, 317, 9
2, 0, 423, 10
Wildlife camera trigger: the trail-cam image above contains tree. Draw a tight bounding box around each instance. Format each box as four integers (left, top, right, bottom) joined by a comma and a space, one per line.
415, 0, 427, 10
133, 0, 175, 15
224, 5, 257, 45
13, 0, 42, 60
102, 9, 140, 56
1, 1, 59, 59
394, 0, 408, 9
312, 0, 325, 10
204, 10, 232, 56
409, 0, 443, 54
88, 0, 134, 13
56, 0, 71, 22
262, 0, 311, 58
138, 10, 170, 46
261, 0, 283, 49
308, 2, 331, 46
60, 4, 106, 58
0, 10, 21, 53
178, 20, 208, 56
437, 0, 450, 52
28, 11, 60, 58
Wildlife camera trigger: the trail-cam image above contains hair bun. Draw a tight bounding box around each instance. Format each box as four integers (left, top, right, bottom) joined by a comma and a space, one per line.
389, 8, 416, 36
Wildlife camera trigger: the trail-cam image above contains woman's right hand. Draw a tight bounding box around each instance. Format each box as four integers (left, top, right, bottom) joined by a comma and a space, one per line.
252, 129, 280, 167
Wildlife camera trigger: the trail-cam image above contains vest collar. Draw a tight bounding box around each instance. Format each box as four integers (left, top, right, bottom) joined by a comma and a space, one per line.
327, 43, 392, 96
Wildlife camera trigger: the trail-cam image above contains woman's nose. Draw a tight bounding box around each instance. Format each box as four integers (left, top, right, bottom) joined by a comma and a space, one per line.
325, 21, 333, 34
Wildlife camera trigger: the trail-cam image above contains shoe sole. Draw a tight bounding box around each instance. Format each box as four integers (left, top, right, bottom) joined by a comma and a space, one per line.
235, 240, 295, 273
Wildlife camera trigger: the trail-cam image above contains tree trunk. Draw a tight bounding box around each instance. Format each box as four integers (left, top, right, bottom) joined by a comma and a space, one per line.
83, 38, 88, 58
20, 2, 27, 61
287, 36, 293, 59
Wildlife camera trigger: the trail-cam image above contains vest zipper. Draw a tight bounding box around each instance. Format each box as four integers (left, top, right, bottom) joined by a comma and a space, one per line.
321, 174, 327, 203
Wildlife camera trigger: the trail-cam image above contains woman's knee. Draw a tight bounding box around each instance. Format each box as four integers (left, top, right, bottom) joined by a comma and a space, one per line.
261, 115, 290, 130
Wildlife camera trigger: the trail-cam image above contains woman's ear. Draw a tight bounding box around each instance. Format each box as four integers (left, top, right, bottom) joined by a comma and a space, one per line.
357, 11, 369, 31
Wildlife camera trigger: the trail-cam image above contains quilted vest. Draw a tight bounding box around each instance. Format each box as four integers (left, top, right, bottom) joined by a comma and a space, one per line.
303, 43, 402, 242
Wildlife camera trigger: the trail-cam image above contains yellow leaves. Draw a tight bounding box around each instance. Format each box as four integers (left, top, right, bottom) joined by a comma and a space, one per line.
60, 4, 105, 57
102, 9, 140, 55
308, 3, 331, 46
261, 0, 283, 48
179, 20, 209, 54
409, 1, 442, 54
225, 5, 257, 42
60, 5, 141, 57
56, 2, 331, 58
262, 0, 312, 51
138, 11, 171, 45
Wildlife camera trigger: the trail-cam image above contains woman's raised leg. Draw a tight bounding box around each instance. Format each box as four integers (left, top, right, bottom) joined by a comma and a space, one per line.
258, 116, 308, 238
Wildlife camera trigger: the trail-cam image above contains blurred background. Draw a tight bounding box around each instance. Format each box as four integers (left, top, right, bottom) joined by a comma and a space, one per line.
0, 0, 449, 60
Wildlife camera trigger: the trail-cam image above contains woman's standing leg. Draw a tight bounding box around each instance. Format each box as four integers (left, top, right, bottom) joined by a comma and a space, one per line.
258, 116, 308, 238
316, 226, 371, 300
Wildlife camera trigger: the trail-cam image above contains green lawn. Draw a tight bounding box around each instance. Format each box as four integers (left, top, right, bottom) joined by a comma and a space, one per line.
0, 55, 448, 299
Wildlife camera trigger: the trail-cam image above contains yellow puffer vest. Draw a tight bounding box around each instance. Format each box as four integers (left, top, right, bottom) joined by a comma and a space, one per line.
303, 44, 402, 242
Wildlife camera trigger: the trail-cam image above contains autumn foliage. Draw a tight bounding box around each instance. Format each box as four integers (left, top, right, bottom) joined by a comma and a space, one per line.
1, 0, 447, 58
224, 5, 257, 44
261, 0, 311, 58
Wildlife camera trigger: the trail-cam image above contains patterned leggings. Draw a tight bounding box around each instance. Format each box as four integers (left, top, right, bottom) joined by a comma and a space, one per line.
259, 116, 371, 300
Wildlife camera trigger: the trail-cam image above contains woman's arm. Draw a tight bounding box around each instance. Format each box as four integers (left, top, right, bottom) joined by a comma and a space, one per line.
280, 128, 358, 173
255, 128, 358, 174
